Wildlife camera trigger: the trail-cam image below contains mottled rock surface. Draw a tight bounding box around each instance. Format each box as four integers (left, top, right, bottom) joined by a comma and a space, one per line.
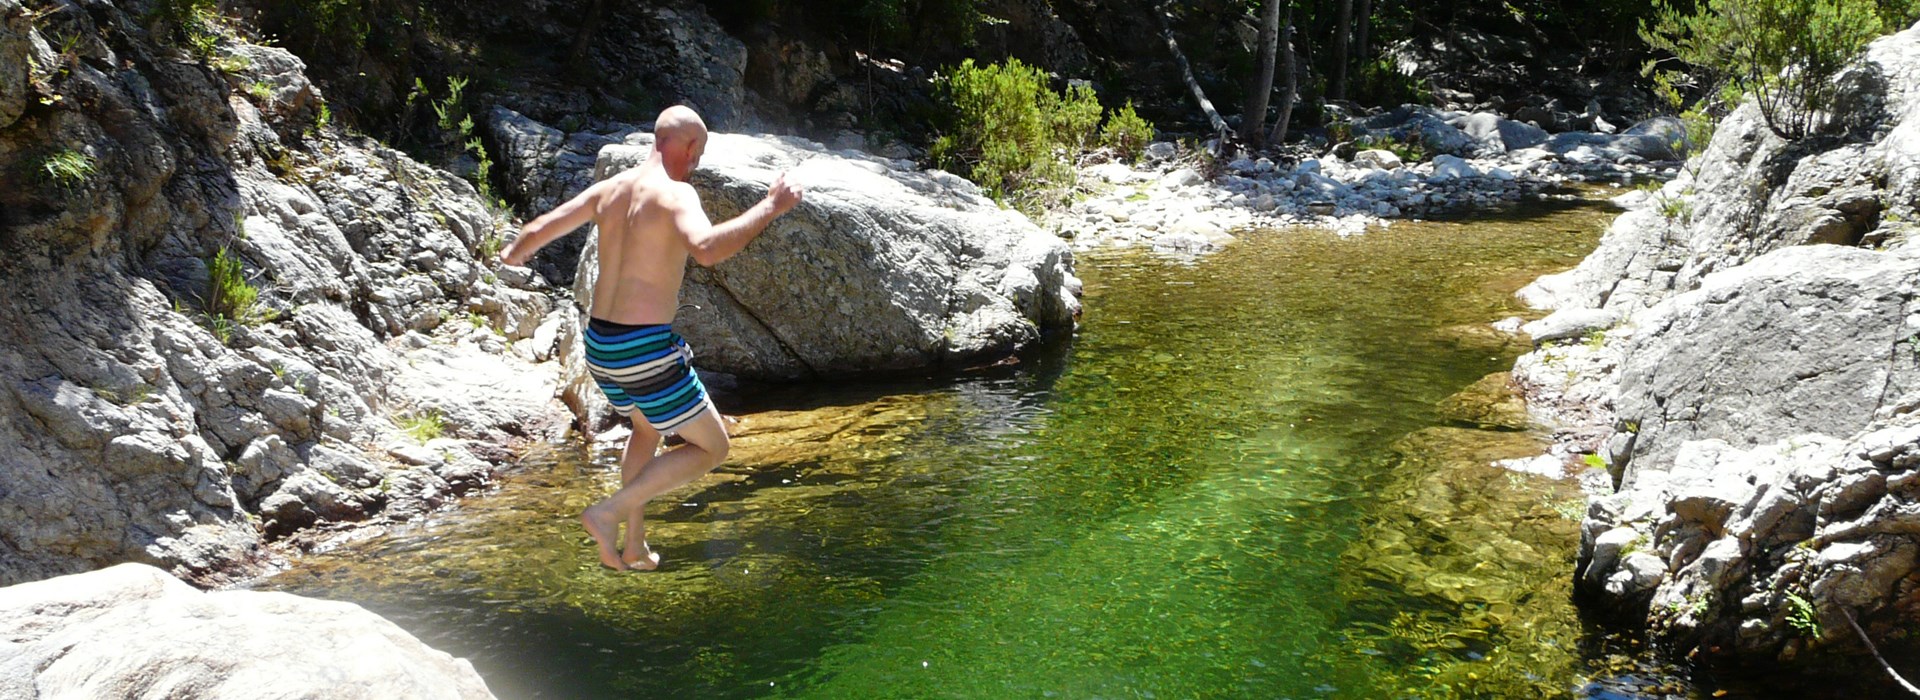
0, 1, 568, 586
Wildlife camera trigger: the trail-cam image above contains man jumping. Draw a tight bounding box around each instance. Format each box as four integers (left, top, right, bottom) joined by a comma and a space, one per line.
500, 105, 802, 570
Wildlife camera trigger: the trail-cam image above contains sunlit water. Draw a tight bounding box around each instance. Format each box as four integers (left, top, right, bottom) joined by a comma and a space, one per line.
258, 196, 1688, 698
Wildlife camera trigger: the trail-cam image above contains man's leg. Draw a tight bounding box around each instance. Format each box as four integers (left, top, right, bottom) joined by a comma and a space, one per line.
585, 406, 731, 570
620, 419, 663, 565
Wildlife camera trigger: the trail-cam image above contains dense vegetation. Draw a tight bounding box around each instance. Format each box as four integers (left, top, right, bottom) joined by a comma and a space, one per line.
929, 58, 1153, 215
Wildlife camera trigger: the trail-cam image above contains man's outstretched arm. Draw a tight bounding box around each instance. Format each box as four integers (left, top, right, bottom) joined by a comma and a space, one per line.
500, 181, 605, 266
674, 172, 803, 267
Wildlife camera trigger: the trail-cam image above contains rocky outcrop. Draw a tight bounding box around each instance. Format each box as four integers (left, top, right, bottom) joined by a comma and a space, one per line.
1, 1, 569, 586
1512, 23, 1920, 665
0, 563, 494, 699
551, 134, 1079, 421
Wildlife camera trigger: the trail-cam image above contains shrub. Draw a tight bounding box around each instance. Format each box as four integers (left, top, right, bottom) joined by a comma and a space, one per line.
1643, 0, 1889, 140
400, 409, 445, 443
201, 246, 270, 343
1099, 100, 1154, 162
933, 58, 1155, 216
152, 0, 222, 59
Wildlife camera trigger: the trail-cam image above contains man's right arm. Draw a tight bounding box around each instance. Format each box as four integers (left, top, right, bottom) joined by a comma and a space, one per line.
674, 172, 803, 267
500, 180, 605, 266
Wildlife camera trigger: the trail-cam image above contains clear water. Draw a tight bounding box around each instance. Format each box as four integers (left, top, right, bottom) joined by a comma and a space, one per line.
262, 198, 1655, 698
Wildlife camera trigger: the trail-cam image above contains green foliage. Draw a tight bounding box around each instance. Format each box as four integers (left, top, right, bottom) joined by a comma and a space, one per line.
1099, 101, 1155, 162
247, 81, 273, 103
153, 0, 222, 59
39, 149, 95, 188
1643, 0, 1889, 140
282, 0, 374, 54
1785, 592, 1822, 638
1354, 56, 1430, 106
400, 409, 445, 443
1582, 453, 1609, 471
433, 76, 470, 135
933, 59, 1155, 217
1356, 132, 1428, 163
201, 247, 271, 344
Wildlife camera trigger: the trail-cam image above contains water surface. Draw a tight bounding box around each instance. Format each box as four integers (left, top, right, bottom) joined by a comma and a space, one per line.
265, 197, 1645, 698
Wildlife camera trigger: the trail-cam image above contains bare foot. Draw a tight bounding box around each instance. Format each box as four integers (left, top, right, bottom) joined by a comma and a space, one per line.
580, 505, 626, 571
623, 544, 661, 571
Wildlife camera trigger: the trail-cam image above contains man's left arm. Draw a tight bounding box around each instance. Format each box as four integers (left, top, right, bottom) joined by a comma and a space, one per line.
500, 181, 605, 266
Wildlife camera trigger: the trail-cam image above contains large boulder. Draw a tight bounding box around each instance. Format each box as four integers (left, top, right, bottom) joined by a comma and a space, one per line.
564, 136, 1080, 399
1362, 106, 1479, 156
0, 563, 494, 699
1448, 112, 1549, 153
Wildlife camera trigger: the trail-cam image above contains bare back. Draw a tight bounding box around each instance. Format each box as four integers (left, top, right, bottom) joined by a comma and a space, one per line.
588, 169, 696, 325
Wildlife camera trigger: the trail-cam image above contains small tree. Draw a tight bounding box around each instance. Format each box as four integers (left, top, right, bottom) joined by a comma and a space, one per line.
1643, 0, 1887, 140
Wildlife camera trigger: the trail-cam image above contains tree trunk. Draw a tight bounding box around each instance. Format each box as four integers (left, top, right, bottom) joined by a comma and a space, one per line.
1355, 0, 1371, 62
1270, 6, 1298, 145
567, 0, 609, 75
1240, 0, 1282, 145
1332, 0, 1351, 102
1156, 3, 1230, 142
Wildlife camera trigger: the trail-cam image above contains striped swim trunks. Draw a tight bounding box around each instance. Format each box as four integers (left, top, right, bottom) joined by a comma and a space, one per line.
583, 317, 715, 434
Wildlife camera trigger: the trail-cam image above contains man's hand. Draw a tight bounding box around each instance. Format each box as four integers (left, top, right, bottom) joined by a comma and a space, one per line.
499, 239, 531, 267
766, 171, 802, 216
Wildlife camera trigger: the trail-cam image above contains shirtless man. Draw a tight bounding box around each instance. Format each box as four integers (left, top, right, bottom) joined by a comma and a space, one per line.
499, 105, 802, 570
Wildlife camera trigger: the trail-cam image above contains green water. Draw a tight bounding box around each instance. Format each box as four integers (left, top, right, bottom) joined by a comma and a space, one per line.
263, 198, 1645, 698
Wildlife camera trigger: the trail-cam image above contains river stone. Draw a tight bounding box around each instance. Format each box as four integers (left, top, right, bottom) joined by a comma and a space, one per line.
1520, 308, 1618, 345
568, 137, 1078, 387
0, 563, 495, 699
1431, 154, 1478, 180
1351, 149, 1402, 170
1437, 372, 1531, 430
1449, 112, 1549, 153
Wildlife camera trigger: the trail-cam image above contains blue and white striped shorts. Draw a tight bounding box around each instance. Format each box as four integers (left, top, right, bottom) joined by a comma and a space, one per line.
583, 317, 715, 434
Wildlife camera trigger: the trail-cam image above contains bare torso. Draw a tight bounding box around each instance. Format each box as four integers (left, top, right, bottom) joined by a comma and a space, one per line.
588, 167, 695, 325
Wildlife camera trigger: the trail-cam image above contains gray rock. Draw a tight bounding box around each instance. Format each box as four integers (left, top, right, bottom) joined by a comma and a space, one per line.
568, 137, 1078, 387
1520, 308, 1618, 345
1430, 154, 1478, 180
1449, 112, 1549, 153
0, 563, 495, 699
0, 0, 29, 130
1530, 24, 1920, 665
1351, 149, 1403, 170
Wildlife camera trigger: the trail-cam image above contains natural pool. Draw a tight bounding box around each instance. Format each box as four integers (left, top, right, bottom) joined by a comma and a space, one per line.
262, 195, 1661, 698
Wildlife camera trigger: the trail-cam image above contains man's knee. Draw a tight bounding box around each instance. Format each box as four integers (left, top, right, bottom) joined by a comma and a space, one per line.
704, 433, 730, 466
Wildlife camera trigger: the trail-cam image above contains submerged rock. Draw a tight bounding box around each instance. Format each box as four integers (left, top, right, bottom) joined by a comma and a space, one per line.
0, 563, 494, 699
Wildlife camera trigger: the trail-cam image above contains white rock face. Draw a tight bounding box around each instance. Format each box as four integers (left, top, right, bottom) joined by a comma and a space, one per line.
1513, 22, 1920, 664
566, 136, 1079, 396
0, 563, 495, 699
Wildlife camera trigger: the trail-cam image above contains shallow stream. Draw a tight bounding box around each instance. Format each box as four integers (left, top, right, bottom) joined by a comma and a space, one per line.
261, 195, 1701, 698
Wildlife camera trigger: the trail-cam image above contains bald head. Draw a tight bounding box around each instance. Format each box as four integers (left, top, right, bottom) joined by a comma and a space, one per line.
651, 106, 708, 181
654, 106, 707, 150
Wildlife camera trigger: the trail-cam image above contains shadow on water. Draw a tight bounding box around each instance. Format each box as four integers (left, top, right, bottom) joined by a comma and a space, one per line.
252, 192, 1880, 699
